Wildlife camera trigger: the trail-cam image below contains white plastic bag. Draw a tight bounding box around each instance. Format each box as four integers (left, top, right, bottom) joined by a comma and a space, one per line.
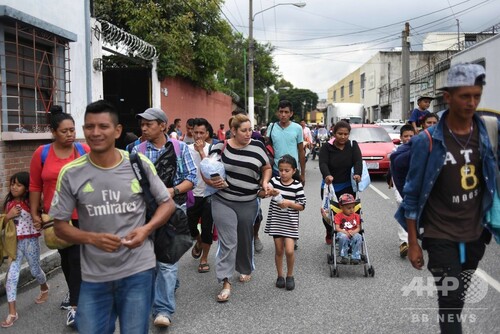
200, 153, 227, 196
351, 161, 371, 192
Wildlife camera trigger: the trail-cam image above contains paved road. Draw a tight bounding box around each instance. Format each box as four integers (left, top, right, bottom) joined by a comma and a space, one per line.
3, 160, 499, 333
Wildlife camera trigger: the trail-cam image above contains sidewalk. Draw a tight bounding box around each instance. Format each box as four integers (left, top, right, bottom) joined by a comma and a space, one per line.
0, 235, 61, 296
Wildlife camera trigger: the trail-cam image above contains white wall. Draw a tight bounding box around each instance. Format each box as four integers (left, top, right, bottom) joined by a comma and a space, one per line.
451, 34, 500, 112
3, 0, 90, 138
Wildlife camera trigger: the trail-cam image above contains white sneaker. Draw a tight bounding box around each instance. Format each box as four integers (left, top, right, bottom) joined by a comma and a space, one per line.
154, 315, 171, 327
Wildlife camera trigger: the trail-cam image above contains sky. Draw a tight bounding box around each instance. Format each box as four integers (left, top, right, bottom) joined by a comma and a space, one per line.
221, 0, 500, 99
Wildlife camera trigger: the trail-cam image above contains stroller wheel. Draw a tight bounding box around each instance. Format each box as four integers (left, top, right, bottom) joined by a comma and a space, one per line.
330, 265, 339, 278
363, 264, 368, 277
368, 266, 375, 277
327, 254, 333, 264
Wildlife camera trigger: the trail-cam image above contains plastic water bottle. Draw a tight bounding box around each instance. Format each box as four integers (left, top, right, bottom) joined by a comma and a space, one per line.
273, 194, 287, 211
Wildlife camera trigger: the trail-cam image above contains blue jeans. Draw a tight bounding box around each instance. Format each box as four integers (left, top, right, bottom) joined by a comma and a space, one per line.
152, 261, 178, 319
338, 233, 362, 260
76, 268, 155, 334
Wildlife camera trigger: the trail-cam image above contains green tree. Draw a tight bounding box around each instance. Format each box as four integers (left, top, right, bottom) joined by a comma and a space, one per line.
94, 0, 233, 91
219, 33, 280, 119
274, 88, 319, 123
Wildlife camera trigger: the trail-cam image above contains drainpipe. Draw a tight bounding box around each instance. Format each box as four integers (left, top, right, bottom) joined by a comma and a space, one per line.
85, 0, 92, 103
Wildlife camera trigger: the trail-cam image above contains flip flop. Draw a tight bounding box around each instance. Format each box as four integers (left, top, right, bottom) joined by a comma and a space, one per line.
1, 313, 18, 328
239, 274, 251, 283
217, 288, 231, 302
35, 287, 49, 304
198, 263, 210, 273
191, 242, 202, 259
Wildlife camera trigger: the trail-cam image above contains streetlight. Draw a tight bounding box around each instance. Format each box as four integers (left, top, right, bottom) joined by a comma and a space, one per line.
248, 1, 306, 127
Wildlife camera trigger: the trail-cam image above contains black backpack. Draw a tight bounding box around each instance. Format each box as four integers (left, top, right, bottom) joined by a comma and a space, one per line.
129, 152, 193, 264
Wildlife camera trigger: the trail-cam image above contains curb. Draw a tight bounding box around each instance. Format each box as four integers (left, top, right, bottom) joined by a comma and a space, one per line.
0, 250, 60, 296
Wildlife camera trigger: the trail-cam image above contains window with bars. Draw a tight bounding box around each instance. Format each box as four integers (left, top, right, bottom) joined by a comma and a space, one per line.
1, 21, 71, 133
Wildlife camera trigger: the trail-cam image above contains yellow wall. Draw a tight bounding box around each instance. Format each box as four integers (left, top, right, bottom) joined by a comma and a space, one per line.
327, 69, 361, 104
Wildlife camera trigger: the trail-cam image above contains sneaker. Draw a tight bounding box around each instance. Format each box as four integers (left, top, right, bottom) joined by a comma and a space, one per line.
254, 238, 264, 253
276, 276, 285, 289
400, 242, 409, 258
154, 315, 171, 328
351, 258, 360, 265
340, 256, 350, 264
60, 291, 71, 310
66, 309, 76, 327
285, 276, 295, 291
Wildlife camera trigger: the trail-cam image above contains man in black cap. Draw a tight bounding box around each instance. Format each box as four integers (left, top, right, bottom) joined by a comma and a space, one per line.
408, 95, 434, 133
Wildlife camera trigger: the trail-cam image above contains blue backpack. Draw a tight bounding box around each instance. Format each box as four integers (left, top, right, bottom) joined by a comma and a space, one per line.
41, 142, 86, 166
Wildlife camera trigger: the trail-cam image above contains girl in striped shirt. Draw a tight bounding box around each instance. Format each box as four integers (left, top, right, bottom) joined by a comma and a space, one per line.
264, 155, 306, 291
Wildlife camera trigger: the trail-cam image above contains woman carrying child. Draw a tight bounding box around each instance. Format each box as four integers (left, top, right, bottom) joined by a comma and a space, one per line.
264, 155, 306, 290
1, 172, 49, 328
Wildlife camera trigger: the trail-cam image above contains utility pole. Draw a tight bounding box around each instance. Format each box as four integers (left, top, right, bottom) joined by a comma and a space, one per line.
265, 87, 270, 125
401, 22, 410, 121
248, 0, 255, 125
457, 19, 460, 51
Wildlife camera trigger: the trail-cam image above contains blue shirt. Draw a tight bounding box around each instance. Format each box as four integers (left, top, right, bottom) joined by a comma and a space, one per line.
408, 108, 430, 127
269, 121, 303, 170
131, 136, 197, 187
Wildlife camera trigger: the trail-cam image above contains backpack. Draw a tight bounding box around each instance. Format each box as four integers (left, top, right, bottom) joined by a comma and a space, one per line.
390, 129, 433, 196
129, 152, 193, 264
41, 142, 86, 166
264, 122, 277, 164
136, 138, 193, 206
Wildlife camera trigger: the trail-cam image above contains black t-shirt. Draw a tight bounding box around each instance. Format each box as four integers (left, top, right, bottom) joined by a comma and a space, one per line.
422, 122, 483, 242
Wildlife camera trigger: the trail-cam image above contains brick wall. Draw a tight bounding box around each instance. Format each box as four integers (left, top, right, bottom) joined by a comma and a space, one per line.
0, 140, 51, 207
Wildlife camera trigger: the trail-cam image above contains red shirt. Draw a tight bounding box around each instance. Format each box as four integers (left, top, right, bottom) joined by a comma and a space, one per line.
29, 143, 90, 219
334, 212, 361, 231
217, 129, 226, 141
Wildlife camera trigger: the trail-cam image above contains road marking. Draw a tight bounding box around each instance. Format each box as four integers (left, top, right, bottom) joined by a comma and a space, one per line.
369, 184, 390, 200
476, 268, 500, 293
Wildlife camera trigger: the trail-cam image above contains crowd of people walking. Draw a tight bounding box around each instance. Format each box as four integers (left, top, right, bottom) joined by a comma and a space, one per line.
0, 63, 498, 334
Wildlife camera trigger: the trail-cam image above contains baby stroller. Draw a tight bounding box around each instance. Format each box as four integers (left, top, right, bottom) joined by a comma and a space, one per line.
322, 184, 375, 278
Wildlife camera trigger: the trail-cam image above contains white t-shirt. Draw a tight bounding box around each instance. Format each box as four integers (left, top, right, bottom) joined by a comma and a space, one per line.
188, 143, 209, 197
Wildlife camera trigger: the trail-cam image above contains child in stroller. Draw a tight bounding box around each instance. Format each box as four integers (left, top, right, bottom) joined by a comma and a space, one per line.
322, 185, 374, 277
334, 194, 362, 265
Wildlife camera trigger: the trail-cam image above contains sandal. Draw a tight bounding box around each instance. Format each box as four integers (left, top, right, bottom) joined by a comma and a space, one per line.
1, 313, 18, 328
191, 242, 202, 259
217, 288, 231, 302
35, 287, 49, 304
198, 263, 210, 273
239, 274, 251, 283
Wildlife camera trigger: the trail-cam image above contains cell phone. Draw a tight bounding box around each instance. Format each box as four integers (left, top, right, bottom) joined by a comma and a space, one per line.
210, 173, 220, 177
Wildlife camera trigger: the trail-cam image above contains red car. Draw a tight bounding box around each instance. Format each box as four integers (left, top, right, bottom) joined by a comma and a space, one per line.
349, 124, 396, 174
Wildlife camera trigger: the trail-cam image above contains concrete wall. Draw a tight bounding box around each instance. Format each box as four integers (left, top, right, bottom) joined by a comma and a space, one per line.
0, 1, 90, 201
161, 77, 233, 133
327, 68, 361, 104
1, 0, 90, 138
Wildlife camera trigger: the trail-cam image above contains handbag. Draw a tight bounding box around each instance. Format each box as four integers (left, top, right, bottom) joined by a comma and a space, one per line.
482, 116, 500, 243
41, 214, 74, 249
130, 152, 193, 263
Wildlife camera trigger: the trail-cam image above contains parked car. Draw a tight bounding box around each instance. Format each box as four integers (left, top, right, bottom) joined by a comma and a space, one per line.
376, 120, 405, 145
349, 124, 395, 174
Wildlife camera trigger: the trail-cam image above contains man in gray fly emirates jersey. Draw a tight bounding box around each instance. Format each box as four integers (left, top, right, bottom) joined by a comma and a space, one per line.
50, 100, 175, 334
